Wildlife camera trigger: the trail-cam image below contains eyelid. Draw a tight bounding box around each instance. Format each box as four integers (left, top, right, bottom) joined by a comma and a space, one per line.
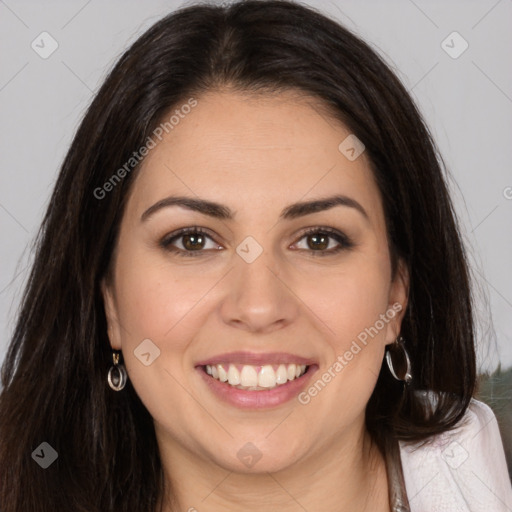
291, 226, 354, 253
160, 225, 354, 256
160, 226, 222, 255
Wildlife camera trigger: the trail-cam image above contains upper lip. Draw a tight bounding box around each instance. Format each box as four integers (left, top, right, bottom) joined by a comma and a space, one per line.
195, 351, 317, 367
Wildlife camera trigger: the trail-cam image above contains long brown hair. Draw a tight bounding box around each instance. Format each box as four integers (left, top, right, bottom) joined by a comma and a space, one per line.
0, 1, 476, 510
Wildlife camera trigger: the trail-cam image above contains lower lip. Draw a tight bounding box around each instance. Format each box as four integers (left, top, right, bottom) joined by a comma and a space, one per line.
196, 365, 318, 409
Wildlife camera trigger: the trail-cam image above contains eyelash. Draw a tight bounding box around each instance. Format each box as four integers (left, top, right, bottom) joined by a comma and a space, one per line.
160, 226, 354, 258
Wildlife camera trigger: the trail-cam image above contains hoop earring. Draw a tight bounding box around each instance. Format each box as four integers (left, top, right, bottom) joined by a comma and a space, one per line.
385, 336, 412, 384
107, 351, 128, 391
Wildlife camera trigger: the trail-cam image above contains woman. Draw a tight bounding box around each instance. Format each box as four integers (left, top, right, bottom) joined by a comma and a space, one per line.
0, 1, 510, 510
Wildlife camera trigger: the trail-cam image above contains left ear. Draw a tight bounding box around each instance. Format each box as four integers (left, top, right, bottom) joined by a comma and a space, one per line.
101, 277, 123, 351
385, 258, 409, 345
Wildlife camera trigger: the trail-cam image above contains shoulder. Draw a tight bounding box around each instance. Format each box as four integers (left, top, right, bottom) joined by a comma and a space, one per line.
398, 397, 512, 512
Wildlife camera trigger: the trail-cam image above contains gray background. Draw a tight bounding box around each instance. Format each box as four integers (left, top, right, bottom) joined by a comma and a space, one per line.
1, 0, 511, 376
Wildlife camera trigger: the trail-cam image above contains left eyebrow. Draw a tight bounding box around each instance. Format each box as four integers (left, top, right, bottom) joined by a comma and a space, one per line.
140, 194, 369, 223
281, 195, 369, 221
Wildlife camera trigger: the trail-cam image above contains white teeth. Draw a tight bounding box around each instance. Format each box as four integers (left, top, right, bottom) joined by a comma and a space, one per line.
227, 365, 241, 385
205, 363, 308, 390
258, 365, 276, 388
218, 365, 228, 382
276, 364, 288, 384
240, 365, 258, 387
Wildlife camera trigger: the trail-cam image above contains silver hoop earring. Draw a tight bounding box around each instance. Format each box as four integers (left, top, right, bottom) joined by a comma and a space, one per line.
107, 351, 128, 391
385, 336, 412, 384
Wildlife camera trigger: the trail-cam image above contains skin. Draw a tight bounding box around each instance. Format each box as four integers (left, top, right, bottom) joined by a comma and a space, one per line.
102, 89, 409, 512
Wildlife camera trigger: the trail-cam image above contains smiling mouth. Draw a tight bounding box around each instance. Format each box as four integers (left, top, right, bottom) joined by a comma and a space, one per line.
201, 363, 310, 391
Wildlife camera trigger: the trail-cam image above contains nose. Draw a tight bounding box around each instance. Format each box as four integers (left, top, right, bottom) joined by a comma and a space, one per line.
219, 245, 300, 334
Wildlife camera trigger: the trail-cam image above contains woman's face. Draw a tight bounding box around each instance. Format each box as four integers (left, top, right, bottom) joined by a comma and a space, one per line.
102, 90, 408, 474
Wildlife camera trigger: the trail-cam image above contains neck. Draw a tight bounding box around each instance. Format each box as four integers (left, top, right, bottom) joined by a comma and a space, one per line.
155, 423, 390, 512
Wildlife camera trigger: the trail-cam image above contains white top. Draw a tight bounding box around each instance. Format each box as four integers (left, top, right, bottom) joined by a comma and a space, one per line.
399, 398, 512, 511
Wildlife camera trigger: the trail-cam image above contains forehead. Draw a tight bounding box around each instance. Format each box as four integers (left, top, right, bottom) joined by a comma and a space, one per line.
125, 89, 384, 227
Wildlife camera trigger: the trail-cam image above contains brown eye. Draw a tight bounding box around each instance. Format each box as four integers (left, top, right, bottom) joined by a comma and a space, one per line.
306, 233, 329, 251
294, 227, 354, 256
160, 227, 222, 257
182, 233, 206, 251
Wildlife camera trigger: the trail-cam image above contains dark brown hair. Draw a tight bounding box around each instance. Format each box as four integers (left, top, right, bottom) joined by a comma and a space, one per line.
0, 1, 476, 510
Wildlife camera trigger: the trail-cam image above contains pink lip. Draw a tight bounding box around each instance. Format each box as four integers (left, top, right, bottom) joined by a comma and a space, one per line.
195, 362, 319, 410
195, 351, 317, 367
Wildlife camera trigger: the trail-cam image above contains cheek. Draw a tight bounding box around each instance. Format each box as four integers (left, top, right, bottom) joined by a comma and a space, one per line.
114, 255, 207, 341
111, 256, 203, 418
300, 258, 392, 349
297, 256, 392, 417
296, 269, 391, 429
